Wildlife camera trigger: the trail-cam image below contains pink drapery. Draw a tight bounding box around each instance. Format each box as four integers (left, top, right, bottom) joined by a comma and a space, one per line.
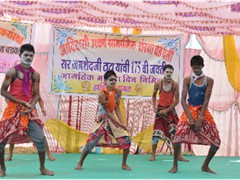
196, 35, 224, 61
196, 35, 240, 61
199, 51, 239, 111
0, 1, 240, 35
31, 23, 64, 152
183, 34, 191, 47
31, 23, 59, 123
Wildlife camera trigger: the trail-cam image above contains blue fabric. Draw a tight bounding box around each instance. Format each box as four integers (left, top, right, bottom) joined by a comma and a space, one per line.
188, 83, 207, 106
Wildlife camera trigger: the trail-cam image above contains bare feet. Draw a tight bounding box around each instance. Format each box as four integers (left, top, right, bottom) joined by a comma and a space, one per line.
0, 168, 6, 177
5, 155, 12, 161
47, 154, 56, 161
40, 167, 54, 176
121, 164, 132, 171
75, 162, 83, 170
148, 156, 155, 161
201, 166, 216, 174
169, 165, 178, 173
178, 156, 189, 162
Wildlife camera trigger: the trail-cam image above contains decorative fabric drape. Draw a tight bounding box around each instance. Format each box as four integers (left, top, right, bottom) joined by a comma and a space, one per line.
196, 35, 224, 61
223, 36, 240, 92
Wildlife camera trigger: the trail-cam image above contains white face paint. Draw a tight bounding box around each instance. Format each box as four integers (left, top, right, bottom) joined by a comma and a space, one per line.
106, 75, 117, 89
163, 68, 173, 80
20, 51, 34, 67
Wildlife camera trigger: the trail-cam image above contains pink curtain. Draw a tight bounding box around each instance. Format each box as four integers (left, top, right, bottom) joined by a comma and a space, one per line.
196, 35, 240, 61
198, 51, 238, 111
31, 23, 60, 122
196, 35, 224, 61
31, 23, 64, 152
183, 34, 191, 47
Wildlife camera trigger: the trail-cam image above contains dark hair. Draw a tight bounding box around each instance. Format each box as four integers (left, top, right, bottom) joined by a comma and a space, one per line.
20, 44, 35, 56
104, 70, 117, 80
190, 55, 204, 66
163, 64, 174, 72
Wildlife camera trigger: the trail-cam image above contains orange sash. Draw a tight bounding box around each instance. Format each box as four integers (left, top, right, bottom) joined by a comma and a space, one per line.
20, 106, 29, 128
1, 102, 30, 128
103, 87, 117, 113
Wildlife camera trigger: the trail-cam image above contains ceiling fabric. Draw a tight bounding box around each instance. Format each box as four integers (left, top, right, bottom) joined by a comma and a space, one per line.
0, 0, 240, 35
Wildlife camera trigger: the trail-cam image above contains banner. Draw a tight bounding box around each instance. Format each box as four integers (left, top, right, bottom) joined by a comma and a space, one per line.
51, 27, 183, 97
0, 20, 32, 73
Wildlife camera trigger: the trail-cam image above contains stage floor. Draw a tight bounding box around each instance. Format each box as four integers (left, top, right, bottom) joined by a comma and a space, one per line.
3, 153, 240, 179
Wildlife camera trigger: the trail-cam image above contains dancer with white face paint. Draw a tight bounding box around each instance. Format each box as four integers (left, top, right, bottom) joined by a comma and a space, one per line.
5, 49, 56, 161
75, 70, 131, 171
0, 44, 54, 176
149, 64, 189, 162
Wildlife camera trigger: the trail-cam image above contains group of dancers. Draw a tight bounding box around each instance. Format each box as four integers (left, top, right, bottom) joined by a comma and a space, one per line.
0, 44, 220, 176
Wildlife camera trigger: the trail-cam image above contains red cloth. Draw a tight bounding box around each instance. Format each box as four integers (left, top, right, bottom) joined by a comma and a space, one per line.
173, 105, 221, 147
14, 64, 35, 99
9, 78, 33, 102
158, 90, 174, 107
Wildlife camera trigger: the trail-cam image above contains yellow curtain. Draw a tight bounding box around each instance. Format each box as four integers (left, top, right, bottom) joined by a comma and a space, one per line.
119, 98, 126, 124
45, 119, 89, 153
223, 36, 240, 92
131, 124, 164, 153
45, 119, 123, 154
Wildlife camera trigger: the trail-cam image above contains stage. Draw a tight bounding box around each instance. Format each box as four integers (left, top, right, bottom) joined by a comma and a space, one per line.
2, 153, 240, 179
